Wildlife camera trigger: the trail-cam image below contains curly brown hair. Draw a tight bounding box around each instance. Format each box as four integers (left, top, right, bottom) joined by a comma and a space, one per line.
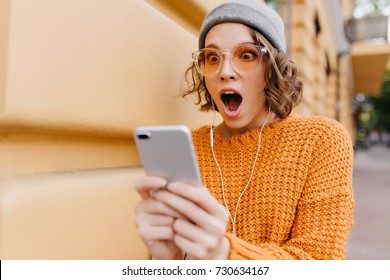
181, 28, 303, 119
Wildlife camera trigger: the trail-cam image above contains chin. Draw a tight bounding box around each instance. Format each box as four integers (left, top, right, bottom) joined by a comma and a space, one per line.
223, 120, 250, 131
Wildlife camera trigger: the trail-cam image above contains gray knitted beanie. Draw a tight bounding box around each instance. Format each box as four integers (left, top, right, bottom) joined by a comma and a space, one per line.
198, 0, 286, 53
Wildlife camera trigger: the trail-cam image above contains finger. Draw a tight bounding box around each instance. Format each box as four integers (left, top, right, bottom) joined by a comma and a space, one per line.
174, 231, 223, 260
175, 234, 230, 260
135, 199, 186, 219
137, 225, 175, 241
167, 182, 227, 217
172, 220, 229, 260
141, 213, 176, 227
174, 234, 207, 259
154, 190, 228, 235
173, 218, 220, 248
134, 176, 168, 199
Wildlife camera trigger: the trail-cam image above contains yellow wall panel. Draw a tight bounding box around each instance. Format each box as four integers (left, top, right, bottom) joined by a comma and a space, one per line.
291, 27, 305, 51
0, 167, 148, 259
0, 0, 210, 137
0, 0, 10, 113
0, 0, 219, 260
293, 52, 314, 83
0, 134, 140, 176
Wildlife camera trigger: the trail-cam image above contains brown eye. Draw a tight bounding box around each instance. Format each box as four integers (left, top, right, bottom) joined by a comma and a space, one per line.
239, 50, 258, 61
206, 53, 220, 65
231, 45, 262, 73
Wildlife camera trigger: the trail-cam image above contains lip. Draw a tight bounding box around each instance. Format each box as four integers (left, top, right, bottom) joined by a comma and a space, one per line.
219, 87, 243, 118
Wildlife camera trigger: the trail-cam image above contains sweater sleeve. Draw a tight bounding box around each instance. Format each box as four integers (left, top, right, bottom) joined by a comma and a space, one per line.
224, 119, 354, 260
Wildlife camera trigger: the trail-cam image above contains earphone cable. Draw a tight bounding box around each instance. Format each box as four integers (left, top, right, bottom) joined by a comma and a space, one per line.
210, 105, 271, 236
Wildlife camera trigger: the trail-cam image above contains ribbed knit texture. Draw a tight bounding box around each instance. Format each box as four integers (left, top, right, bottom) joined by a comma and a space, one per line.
192, 115, 354, 259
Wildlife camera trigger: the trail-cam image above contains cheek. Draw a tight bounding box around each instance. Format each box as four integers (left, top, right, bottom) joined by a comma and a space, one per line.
204, 78, 218, 96
254, 68, 267, 88
245, 73, 266, 95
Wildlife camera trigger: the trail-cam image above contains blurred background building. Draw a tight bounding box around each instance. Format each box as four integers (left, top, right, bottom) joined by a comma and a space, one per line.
1, 0, 389, 259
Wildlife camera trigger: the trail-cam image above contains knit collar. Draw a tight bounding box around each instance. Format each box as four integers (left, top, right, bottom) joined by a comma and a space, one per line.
207, 116, 289, 147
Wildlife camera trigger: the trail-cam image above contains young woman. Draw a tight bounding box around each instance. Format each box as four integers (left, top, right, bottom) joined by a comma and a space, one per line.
134, 0, 354, 260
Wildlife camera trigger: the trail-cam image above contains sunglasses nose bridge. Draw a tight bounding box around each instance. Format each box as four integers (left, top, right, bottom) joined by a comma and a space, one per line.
220, 50, 233, 62
219, 50, 235, 71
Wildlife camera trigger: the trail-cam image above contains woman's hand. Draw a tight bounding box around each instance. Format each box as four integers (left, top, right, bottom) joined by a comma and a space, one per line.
134, 176, 185, 259
153, 181, 230, 260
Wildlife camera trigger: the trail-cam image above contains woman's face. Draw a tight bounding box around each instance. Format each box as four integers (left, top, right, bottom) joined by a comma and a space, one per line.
204, 23, 269, 136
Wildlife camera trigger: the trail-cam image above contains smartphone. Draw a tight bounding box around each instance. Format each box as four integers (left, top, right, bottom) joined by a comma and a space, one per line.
134, 125, 202, 186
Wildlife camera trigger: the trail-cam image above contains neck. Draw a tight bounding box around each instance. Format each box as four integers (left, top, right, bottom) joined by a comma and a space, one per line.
214, 112, 274, 137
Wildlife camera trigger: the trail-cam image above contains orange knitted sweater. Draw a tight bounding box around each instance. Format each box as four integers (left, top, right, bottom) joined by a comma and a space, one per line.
192, 115, 354, 260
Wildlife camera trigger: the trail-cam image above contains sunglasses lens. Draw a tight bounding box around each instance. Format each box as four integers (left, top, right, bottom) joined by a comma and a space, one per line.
194, 45, 264, 76
232, 45, 262, 73
195, 49, 221, 76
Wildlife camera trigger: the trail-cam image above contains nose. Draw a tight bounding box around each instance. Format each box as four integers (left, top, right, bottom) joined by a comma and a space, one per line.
219, 53, 237, 80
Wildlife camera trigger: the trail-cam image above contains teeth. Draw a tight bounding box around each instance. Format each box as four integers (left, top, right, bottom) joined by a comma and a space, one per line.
223, 91, 236, 94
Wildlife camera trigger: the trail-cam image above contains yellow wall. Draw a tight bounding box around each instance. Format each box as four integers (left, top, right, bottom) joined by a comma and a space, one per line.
0, 0, 354, 259
0, 0, 214, 259
288, 0, 354, 136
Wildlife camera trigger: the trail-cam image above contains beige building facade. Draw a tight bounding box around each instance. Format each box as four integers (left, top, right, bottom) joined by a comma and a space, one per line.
0, 0, 359, 259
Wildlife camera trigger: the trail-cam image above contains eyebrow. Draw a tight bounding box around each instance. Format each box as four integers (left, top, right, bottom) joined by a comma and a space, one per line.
205, 41, 256, 49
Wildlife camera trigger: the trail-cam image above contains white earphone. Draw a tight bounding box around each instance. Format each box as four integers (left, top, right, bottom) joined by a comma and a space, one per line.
209, 100, 271, 236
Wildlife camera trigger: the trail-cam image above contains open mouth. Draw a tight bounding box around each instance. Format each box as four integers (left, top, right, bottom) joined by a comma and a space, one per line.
221, 91, 242, 112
